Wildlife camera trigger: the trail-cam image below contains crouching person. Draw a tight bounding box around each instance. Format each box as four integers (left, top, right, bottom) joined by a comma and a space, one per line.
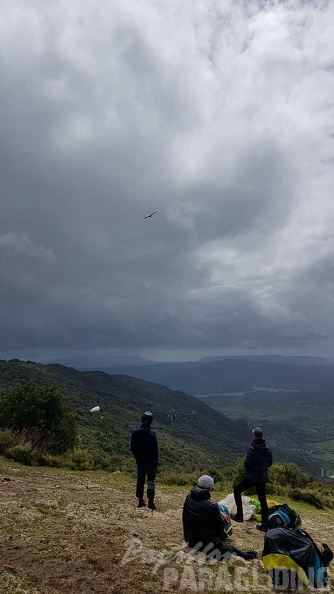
182, 475, 257, 561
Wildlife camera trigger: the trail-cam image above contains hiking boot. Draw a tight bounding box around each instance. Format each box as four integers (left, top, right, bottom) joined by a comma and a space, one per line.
231, 514, 243, 523
137, 498, 146, 508
148, 501, 156, 510
256, 524, 269, 532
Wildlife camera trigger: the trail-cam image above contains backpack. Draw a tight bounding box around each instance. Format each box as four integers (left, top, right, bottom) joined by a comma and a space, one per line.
262, 527, 333, 589
218, 504, 232, 537
268, 503, 301, 529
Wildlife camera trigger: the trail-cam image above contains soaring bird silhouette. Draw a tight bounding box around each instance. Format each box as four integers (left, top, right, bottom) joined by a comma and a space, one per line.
142, 210, 157, 219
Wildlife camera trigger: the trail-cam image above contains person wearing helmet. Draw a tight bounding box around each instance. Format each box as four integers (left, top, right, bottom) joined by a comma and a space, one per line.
131, 411, 158, 509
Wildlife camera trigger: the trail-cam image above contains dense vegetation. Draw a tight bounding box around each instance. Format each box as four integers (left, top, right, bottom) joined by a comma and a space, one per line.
1, 360, 334, 509
0, 359, 250, 472
90, 357, 334, 477
0, 382, 76, 453
160, 461, 334, 510
198, 388, 334, 479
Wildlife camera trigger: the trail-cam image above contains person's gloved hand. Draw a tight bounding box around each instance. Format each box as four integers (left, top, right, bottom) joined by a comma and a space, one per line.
240, 550, 258, 560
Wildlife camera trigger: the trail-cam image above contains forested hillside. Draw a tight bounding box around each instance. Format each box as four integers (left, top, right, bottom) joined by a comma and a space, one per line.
0, 360, 251, 472
76, 356, 334, 477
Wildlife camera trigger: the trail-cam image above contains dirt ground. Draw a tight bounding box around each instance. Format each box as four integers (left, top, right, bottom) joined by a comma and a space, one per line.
0, 460, 333, 593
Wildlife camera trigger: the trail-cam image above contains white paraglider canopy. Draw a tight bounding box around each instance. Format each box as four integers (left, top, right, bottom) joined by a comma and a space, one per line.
90, 406, 100, 413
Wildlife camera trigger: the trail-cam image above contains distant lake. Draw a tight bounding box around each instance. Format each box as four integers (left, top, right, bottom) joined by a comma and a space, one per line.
197, 386, 301, 398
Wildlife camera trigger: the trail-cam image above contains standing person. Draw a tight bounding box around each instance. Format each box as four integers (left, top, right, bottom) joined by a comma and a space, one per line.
131, 411, 158, 510
182, 475, 257, 561
232, 427, 273, 532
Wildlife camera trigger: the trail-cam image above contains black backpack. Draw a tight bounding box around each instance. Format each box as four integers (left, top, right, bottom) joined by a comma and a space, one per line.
267, 503, 301, 529
263, 526, 333, 589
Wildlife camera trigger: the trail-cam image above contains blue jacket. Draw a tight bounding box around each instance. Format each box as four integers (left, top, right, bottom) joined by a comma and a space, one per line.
130, 425, 158, 466
244, 437, 272, 482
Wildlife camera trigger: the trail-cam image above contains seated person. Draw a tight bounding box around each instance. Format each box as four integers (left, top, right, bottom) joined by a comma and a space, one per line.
182, 475, 257, 561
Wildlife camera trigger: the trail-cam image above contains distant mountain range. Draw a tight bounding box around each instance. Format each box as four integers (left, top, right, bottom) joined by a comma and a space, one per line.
80, 353, 334, 371
87, 356, 334, 396
197, 354, 334, 366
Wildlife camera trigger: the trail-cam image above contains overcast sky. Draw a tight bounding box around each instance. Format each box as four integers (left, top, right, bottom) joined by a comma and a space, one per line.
1, 0, 334, 366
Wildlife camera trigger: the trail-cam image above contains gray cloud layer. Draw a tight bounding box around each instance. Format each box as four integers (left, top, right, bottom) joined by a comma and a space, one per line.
1, 0, 334, 363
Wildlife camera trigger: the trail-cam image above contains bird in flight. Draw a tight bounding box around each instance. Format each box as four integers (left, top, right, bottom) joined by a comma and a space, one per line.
142, 210, 157, 219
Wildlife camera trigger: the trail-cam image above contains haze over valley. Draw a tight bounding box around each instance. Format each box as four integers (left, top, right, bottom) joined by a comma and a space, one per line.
85, 354, 334, 479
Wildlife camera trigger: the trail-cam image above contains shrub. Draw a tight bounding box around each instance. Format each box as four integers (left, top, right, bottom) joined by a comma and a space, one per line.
231, 459, 247, 488
206, 468, 225, 482
289, 488, 324, 509
219, 465, 237, 483
6, 443, 37, 466
67, 449, 94, 471
38, 453, 67, 468
268, 463, 312, 489
90, 451, 113, 470
265, 482, 286, 497
0, 429, 20, 454
0, 382, 77, 454
158, 471, 196, 486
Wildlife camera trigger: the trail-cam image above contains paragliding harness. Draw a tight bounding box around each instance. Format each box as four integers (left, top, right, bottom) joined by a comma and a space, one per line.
262, 525, 333, 589
267, 503, 301, 529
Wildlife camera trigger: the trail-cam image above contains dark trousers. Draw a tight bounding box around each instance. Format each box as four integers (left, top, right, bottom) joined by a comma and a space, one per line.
233, 477, 269, 525
136, 463, 156, 502
192, 540, 245, 561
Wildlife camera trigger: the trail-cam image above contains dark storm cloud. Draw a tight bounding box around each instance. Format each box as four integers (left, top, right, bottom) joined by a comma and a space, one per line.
1, 0, 334, 363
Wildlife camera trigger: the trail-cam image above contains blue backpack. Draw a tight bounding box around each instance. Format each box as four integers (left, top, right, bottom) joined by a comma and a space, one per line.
218, 504, 232, 537
268, 503, 301, 529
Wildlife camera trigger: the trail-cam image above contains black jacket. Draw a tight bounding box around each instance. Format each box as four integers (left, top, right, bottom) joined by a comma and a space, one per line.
182, 486, 224, 549
244, 437, 272, 482
130, 425, 158, 466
